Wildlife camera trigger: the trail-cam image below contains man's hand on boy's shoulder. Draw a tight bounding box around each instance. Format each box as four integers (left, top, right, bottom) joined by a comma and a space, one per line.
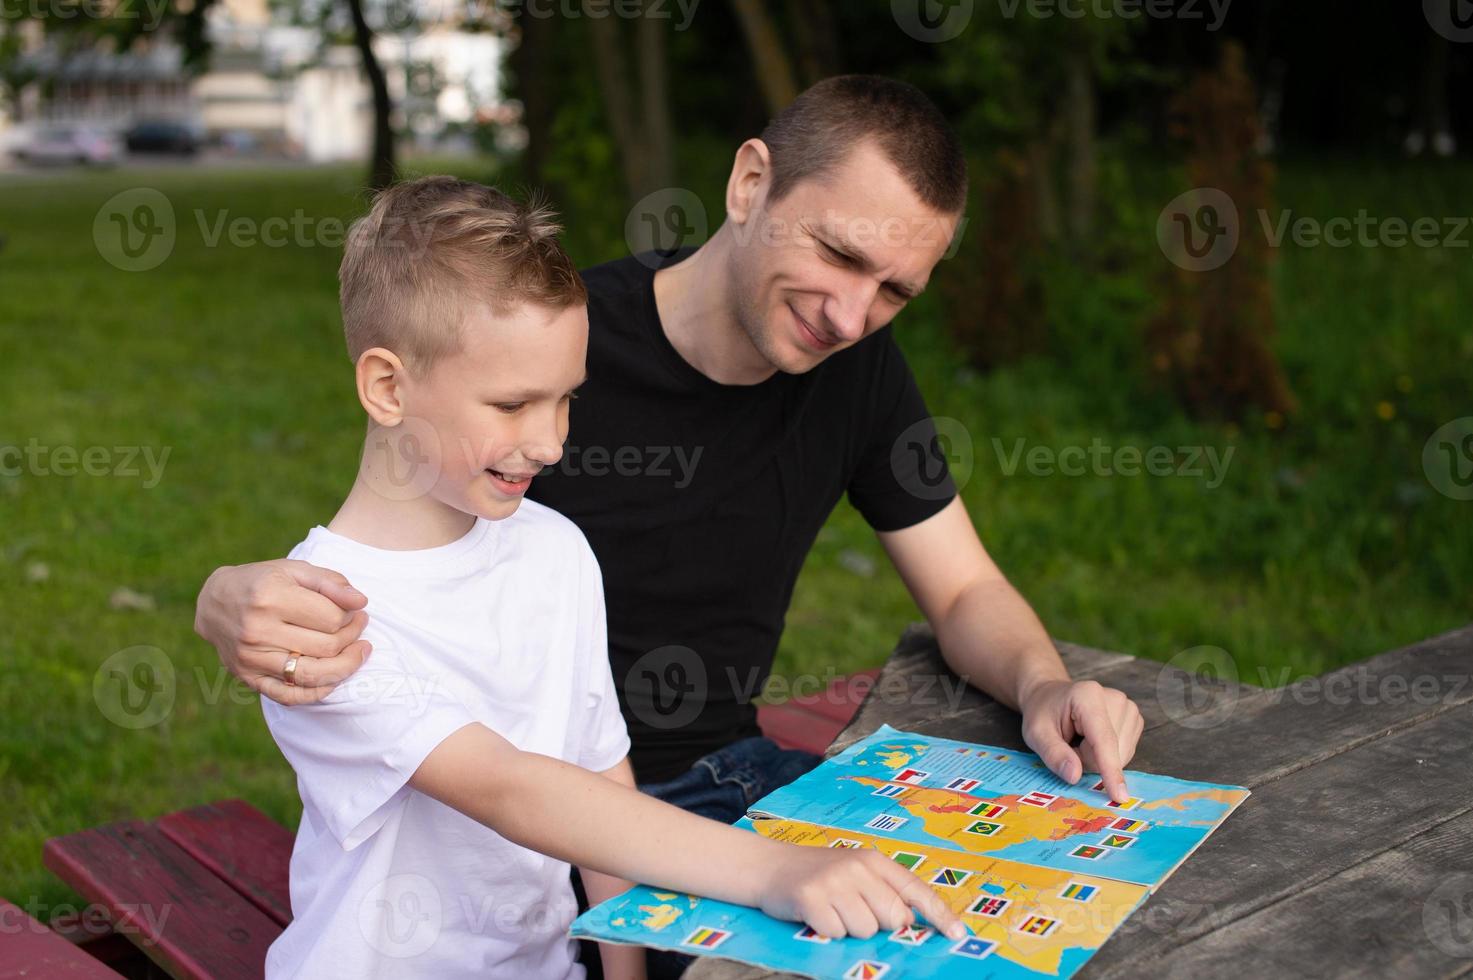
194, 559, 373, 705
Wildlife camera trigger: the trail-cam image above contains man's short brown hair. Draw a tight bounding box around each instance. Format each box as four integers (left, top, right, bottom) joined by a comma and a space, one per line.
760, 75, 968, 214
339, 176, 586, 373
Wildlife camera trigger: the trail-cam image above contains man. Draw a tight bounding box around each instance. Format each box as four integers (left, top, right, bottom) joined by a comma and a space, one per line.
196, 75, 1143, 821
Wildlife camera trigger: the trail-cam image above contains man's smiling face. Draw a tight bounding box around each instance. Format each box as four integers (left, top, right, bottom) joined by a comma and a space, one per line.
728, 139, 963, 375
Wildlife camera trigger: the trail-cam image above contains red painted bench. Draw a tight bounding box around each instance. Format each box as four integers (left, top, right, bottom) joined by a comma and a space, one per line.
12, 676, 874, 977
756, 667, 880, 755
0, 898, 126, 979
38, 801, 293, 980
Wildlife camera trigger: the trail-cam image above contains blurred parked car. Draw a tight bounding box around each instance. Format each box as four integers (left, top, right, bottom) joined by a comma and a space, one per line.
12, 126, 121, 167
124, 120, 200, 156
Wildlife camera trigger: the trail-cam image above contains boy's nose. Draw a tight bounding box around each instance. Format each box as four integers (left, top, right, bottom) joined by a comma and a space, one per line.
525, 440, 563, 469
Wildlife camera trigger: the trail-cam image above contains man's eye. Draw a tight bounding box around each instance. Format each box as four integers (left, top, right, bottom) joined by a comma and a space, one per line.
821, 243, 851, 265
494, 403, 525, 414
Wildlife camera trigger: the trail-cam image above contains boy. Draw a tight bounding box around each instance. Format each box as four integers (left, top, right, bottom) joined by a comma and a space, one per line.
261, 176, 964, 979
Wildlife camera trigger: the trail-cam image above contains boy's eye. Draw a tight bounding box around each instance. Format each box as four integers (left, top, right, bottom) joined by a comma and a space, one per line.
494, 403, 525, 414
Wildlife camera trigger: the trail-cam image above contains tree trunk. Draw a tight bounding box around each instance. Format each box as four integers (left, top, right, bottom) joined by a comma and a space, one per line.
344, 0, 396, 190
585, 0, 675, 202
1062, 45, 1096, 248
730, 0, 800, 114
636, 10, 675, 191
508, 12, 553, 185
785, 0, 839, 84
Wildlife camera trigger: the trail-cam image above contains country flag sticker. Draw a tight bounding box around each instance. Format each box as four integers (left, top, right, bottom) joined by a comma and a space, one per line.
964, 820, 1004, 837
1106, 796, 1141, 810
794, 925, 831, 944
1061, 881, 1099, 902
1071, 844, 1107, 860
842, 960, 891, 980
682, 926, 731, 949
1110, 817, 1146, 832
945, 777, 981, 792
1020, 790, 1058, 808
867, 813, 908, 833
1090, 779, 1107, 792
951, 936, 998, 959
1015, 914, 1059, 937
872, 783, 907, 798
1100, 833, 1137, 850
889, 923, 934, 945
891, 851, 926, 872
829, 838, 864, 849
968, 895, 1010, 917
969, 802, 1008, 818
930, 867, 973, 888
894, 768, 930, 786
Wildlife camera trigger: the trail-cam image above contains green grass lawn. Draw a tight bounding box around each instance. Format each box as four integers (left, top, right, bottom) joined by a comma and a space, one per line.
1, 158, 1469, 909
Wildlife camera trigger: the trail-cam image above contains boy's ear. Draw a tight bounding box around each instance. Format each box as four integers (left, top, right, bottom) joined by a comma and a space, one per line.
725, 138, 772, 226
356, 348, 409, 426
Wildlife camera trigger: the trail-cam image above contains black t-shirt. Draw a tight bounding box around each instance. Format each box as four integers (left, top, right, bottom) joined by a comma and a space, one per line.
526, 250, 956, 782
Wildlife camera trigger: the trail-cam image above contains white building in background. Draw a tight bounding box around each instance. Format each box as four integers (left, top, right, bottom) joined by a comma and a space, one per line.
9, 0, 506, 162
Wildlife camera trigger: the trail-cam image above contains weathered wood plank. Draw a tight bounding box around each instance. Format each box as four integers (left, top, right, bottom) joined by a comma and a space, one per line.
157, 799, 294, 927
1086, 702, 1473, 976
0, 898, 126, 979
1125, 805, 1473, 978
1111, 623, 1473, 787
43, 821, 283, 980
827, 629, 1248, 757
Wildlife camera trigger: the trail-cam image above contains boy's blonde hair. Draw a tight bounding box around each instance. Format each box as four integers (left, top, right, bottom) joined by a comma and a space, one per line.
339, 176, 587, 373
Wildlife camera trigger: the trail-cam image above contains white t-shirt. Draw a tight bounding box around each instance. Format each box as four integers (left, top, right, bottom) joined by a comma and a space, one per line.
262, 500, 631, 980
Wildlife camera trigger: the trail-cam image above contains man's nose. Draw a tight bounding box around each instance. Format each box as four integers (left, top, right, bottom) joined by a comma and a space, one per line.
824, 276, 880, 343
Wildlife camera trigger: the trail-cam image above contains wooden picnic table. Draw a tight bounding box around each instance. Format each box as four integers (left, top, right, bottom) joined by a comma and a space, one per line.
687, 622, 1473, 979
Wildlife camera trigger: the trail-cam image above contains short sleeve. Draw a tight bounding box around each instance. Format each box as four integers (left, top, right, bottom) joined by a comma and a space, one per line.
846, 333, 958, 532
571, 541, 631, 773
261, 645, 478, 850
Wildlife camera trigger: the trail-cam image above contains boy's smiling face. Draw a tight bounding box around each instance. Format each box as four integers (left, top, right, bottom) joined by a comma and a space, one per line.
363, 300, 589, 523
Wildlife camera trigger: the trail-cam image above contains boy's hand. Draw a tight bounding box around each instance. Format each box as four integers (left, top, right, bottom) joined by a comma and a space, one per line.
759, 846, 966, 942
1019, 678, 1144, 804
194, 559, 373, 704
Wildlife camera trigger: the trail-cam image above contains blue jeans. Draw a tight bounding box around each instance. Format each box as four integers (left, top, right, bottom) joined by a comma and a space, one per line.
576, 737, 821, 980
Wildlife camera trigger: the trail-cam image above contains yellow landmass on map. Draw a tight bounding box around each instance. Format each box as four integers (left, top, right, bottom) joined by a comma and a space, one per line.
1140, 787, 1247, 816
752, 817, 1148, 974
638, 903, 684, 931
847, 776, 1116, 857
